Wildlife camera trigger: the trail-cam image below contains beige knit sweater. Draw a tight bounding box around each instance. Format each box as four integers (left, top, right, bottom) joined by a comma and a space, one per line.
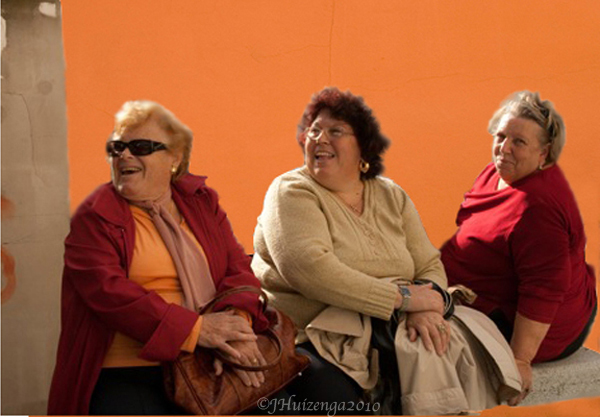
251, 167, 447, 342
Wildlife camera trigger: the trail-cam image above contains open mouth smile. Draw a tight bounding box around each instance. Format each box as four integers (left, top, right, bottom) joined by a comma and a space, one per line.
315, 151, 335, 160
120, 167, 142, 176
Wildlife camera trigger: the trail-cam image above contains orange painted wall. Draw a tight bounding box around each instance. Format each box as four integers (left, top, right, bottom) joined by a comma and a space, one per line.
62, 1, 599, 414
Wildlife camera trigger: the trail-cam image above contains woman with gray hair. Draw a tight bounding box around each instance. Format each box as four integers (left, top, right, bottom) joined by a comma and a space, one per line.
441, 91, 597, 405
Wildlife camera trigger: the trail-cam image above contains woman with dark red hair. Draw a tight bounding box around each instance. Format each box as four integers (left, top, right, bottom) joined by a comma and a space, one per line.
252, 87, 521, 415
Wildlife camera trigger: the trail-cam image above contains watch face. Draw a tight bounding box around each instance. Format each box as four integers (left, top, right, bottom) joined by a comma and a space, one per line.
397, 286, 411, 312
400, 286, 411, 298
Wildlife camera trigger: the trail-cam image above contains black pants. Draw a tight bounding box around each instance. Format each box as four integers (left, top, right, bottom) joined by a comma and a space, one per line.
89, 336, 401, 416
278, 342, 371, 415
489, 300, 597, 362
89, 366, 184, 415
275, 317, 403, 416
370, 314, 403, 414
90, 353, 366, 416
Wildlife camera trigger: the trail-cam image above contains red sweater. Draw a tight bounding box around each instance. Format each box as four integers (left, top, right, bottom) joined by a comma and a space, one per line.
441, 163, 596, 362
47, 174, 268, 415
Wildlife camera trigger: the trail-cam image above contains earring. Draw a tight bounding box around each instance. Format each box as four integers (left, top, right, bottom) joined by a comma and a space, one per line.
171, 165, 178, 175
538, 163, 544, 170
360, 160, 370, 174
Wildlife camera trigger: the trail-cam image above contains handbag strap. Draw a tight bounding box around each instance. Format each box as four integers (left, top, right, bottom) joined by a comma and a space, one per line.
199, 285, 283, 371
199, 285, 267, 314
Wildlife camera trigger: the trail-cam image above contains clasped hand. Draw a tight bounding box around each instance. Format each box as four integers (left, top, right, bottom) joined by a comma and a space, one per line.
196, 310, 266, 387
399, 284, 451, 356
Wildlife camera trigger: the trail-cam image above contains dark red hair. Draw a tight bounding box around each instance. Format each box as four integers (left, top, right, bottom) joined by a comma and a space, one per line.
297, 87, 390, 179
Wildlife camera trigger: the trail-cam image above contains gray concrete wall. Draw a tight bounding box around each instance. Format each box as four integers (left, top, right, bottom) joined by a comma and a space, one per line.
1, 0, 69, 414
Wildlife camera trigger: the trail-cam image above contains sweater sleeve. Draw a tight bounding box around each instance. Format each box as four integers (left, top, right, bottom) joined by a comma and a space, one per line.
510, 201, 570, 323
258, 175, 398, 320
64, 209, 199, 362
395, 187, 448, 288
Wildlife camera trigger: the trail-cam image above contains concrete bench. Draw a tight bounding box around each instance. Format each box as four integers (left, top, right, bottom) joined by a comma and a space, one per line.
521, 347, 600, 406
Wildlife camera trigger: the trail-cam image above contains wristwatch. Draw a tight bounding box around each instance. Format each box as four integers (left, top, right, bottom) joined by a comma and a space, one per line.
397, 285, 411, 312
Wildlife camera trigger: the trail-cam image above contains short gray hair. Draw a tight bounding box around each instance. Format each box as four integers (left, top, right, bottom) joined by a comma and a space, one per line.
488, 91, 565, 164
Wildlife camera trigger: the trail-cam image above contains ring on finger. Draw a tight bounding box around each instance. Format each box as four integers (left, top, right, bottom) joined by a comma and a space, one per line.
437, 323, 447, 333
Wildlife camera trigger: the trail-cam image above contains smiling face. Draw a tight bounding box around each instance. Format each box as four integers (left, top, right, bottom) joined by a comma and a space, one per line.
109, 117, 182, 202
492, 115, 549, 184
303, 109, 362, 192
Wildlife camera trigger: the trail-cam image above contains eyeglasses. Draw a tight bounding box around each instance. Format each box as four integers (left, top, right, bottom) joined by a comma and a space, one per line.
106, 139, 168, 157
306, 126, 355, 142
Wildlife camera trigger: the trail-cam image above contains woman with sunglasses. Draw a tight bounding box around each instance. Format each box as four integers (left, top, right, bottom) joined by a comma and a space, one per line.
48, 101, 270, 415
251, 87, 522, 415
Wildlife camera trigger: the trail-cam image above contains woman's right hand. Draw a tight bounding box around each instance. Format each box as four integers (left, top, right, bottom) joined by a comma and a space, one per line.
214, 339, 267, 388
406, 310, 451, 356
395, 283, 444, 314
197, 310, 257, 359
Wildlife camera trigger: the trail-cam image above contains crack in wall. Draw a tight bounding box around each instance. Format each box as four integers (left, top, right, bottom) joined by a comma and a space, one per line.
328, 0, 336, 84
250, 44, 330, 62
351, 64, 600, 93
11, 93, 48, 187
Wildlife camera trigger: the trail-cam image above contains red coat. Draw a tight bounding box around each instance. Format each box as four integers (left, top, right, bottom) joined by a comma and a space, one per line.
48, 173, 267, 415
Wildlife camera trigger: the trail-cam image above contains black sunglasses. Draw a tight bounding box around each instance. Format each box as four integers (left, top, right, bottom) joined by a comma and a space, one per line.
106, 139, 168, 157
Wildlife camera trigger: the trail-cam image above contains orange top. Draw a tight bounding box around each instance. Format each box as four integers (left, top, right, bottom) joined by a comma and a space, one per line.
102, 205, 203, 368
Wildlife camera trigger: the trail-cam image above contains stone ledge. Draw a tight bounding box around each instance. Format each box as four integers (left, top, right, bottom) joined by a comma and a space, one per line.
521, 347, 600, 406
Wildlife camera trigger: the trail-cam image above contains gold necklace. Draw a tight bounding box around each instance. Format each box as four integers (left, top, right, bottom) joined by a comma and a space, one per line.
337, 183, 364, 215
347, 202, 362, 215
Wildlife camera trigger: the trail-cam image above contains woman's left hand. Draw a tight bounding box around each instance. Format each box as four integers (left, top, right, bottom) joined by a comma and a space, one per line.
507, 359, 533, 406
214, 339, 267, 388
406, 311, 451, 356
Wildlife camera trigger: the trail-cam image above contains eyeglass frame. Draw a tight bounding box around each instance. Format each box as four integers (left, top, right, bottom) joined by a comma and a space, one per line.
305, 125, 356, 142
105, 139, 168, 157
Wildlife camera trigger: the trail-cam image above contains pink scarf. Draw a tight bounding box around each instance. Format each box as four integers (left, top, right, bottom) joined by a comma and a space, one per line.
132, 190, 216, 312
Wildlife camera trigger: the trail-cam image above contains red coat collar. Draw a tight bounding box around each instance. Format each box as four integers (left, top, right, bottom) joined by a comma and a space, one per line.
87, 173, 209, 226
172, 172, 208, 196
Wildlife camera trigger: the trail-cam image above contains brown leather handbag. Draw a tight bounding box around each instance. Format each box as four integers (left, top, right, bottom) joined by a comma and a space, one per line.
163, 286, 310, 415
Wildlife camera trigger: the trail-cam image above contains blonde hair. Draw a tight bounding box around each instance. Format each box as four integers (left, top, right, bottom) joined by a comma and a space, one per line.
113, 100, 193, 180
488, 91, 566, 164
